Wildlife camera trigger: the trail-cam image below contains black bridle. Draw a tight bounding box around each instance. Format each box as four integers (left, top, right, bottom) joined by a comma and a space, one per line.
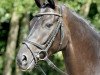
22, 12, 68, 75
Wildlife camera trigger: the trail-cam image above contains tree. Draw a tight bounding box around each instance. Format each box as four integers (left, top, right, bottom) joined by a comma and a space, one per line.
3, 11, 20, 75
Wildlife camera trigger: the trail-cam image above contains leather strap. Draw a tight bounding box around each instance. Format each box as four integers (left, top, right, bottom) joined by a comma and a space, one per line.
34, 12, 62, 17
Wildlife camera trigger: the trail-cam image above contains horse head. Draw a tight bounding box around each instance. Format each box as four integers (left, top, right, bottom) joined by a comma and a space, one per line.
16, 0, 69, 71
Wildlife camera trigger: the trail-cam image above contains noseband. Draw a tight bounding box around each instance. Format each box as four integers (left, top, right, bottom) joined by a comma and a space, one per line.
23, 12, 68, 75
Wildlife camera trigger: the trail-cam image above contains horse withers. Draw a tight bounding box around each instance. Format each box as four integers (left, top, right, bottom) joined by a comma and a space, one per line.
16, 0, 100, 75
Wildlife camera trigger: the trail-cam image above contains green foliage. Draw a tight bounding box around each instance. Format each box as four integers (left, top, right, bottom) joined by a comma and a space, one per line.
0, 0, 38, 22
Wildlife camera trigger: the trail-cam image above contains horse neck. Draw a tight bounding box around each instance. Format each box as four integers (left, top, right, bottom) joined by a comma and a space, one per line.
61, 6, 100, 75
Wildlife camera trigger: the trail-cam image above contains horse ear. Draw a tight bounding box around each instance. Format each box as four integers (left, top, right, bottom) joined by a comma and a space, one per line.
48, 0, 55, 9
34, 0, 42, 8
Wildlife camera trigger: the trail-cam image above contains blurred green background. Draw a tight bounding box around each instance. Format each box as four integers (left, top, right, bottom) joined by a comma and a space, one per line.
0, 0, 100, 75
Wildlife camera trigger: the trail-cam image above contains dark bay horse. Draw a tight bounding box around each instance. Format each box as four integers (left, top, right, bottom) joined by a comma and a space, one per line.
16, 0, 100, 75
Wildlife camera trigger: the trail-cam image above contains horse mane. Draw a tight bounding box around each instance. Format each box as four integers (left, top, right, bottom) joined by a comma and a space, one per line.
65, 5, 100, 37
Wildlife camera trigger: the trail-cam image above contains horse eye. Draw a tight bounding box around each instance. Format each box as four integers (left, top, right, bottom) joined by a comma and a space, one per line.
45, 23, 53, 28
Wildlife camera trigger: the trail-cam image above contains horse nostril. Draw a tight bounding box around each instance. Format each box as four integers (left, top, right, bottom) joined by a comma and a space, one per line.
22, 55, 28, 65
22, 55, 27, 61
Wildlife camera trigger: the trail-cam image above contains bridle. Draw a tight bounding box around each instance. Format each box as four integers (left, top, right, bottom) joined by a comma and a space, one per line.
22, 9, 68, 75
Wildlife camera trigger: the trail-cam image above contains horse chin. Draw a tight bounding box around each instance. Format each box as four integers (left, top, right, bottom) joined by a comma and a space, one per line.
18, 59, 36, 71
26, 59, 36, 70
16, 44, 37, 71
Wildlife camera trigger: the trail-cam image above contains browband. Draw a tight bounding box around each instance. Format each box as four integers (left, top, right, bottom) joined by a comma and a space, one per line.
34, 12, 62, 17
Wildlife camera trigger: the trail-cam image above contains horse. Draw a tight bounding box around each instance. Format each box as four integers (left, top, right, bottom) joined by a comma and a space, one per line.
16, 0, 100, 75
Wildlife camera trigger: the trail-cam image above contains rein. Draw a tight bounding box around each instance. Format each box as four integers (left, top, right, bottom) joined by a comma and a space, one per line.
23, 12, 68, 75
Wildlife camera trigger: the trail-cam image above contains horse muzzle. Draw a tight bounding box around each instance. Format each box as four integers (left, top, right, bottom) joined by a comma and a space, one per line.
16, 45, 36, 71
